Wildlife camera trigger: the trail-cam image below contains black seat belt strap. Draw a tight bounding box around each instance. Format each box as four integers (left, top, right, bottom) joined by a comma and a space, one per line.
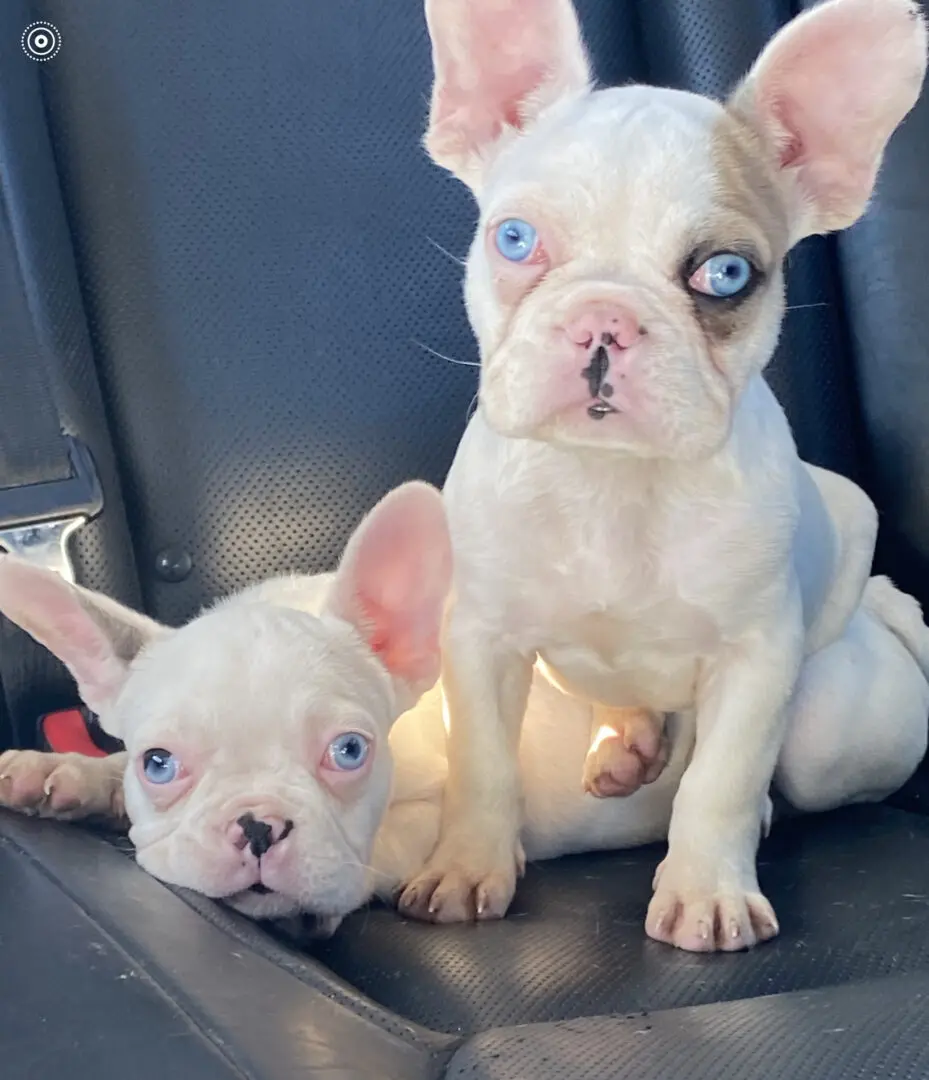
0, 168, 102, 580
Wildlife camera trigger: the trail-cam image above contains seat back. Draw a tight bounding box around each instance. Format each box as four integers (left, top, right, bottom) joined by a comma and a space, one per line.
1, 0, 927, 742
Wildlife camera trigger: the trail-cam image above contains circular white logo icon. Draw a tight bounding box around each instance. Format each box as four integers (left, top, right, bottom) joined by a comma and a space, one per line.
22, 22, 61, 62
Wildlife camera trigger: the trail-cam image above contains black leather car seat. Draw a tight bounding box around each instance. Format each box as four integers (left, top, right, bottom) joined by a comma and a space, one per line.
2, 1, 929, 1077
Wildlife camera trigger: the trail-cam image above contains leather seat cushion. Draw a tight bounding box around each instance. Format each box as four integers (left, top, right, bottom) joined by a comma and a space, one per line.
289, 806, 929, 1034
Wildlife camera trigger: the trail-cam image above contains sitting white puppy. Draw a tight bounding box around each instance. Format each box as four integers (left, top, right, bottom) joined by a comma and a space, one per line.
0, 481, 690, 933
0, 483, 926, 947
397, 0, 929, 951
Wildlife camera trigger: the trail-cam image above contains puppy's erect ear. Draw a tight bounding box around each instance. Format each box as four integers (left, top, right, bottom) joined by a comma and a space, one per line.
730, 0, 927, 240
0, 556, 167, 720
424, 0, 592, 189
325, 482, 452, 700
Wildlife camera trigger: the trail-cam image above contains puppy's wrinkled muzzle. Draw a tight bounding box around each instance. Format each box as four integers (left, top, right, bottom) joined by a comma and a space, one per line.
480, 288, 665, 440
562, 302, 645, 418
562, 302, 642, 353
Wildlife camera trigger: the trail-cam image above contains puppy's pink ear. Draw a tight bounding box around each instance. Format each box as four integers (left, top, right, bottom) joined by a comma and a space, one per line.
326, 482, 452, 699
0, 556, 166, 719
424, 0, 592, 188
731, 0, 927, 239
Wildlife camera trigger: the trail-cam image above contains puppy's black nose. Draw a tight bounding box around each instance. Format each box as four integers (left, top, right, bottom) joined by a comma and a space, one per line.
237, 812, 294, 858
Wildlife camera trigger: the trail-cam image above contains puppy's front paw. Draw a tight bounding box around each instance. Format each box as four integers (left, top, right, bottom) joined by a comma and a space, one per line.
583, 707, 668, 797
0, 750, 125, 822
645, 857, 778, 952
397, 834, 525, 924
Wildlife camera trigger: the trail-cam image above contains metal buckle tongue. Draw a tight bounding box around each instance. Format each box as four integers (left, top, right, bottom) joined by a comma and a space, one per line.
0, 437, 103, 583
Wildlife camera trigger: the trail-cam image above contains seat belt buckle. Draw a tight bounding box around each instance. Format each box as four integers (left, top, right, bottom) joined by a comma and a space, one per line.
0, 436, 103, 582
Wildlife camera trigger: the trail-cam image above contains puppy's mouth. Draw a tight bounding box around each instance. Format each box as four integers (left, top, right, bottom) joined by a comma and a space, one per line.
224, 882, 277, 904
587, 398, 619, 420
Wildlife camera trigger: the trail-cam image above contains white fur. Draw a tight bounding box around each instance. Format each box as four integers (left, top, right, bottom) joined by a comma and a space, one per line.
0, 0, 926, 956
399, 0, 929, 950
0, 554, 924, 944
0, 482, 454, 929
0, 553, 688, 927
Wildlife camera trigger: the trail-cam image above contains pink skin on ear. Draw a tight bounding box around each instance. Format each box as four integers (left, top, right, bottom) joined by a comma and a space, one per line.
737, 0, 928, 233
325, 482, 453, 694
425, 0, 592, 182
0, 557, 133, 715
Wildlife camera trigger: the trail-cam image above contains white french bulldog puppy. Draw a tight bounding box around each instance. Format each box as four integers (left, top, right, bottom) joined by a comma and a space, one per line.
0, 482, 455, 929
397, 0, 929, 950
0, 484, 924, 945
0, 481, 694, 932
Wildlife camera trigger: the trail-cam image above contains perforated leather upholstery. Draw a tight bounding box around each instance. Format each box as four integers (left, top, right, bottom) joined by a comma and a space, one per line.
2, 1, 929, 1077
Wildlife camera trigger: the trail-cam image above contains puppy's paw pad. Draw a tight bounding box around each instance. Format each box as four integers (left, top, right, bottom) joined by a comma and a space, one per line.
583, 725, 669, 798
646, 883, 778, 953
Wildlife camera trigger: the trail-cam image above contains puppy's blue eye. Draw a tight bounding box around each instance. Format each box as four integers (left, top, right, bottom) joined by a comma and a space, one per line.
690, 253, 753, 298
327, 732, 370, 772
143, 748, 179, 785
495, 218, 537, 262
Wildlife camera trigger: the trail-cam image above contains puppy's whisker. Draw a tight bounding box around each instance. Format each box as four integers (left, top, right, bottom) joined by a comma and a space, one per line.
784, 302, 830, 312
349, 860, 395, 884
426, 236, 467, 267
303, 848, 394, 882
412, 339, 480, 368
311, 799, 395, 884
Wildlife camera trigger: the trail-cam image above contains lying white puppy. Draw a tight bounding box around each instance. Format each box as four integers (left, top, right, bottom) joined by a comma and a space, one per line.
0, 482, 925, 946
0, 482, 690, 933
0, 483, 455, 928
398, 0, 929, 950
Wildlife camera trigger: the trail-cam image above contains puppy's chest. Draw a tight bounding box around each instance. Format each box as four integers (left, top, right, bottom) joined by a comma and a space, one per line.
565, 592, 715, 650
507, 507, 726, 707
517, 506, 719, 629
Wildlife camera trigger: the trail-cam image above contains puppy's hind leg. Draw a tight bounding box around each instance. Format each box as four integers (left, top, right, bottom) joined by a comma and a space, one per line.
0, 749, 128, 824
583, 705, 669, 797
777, 580, 929, 812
